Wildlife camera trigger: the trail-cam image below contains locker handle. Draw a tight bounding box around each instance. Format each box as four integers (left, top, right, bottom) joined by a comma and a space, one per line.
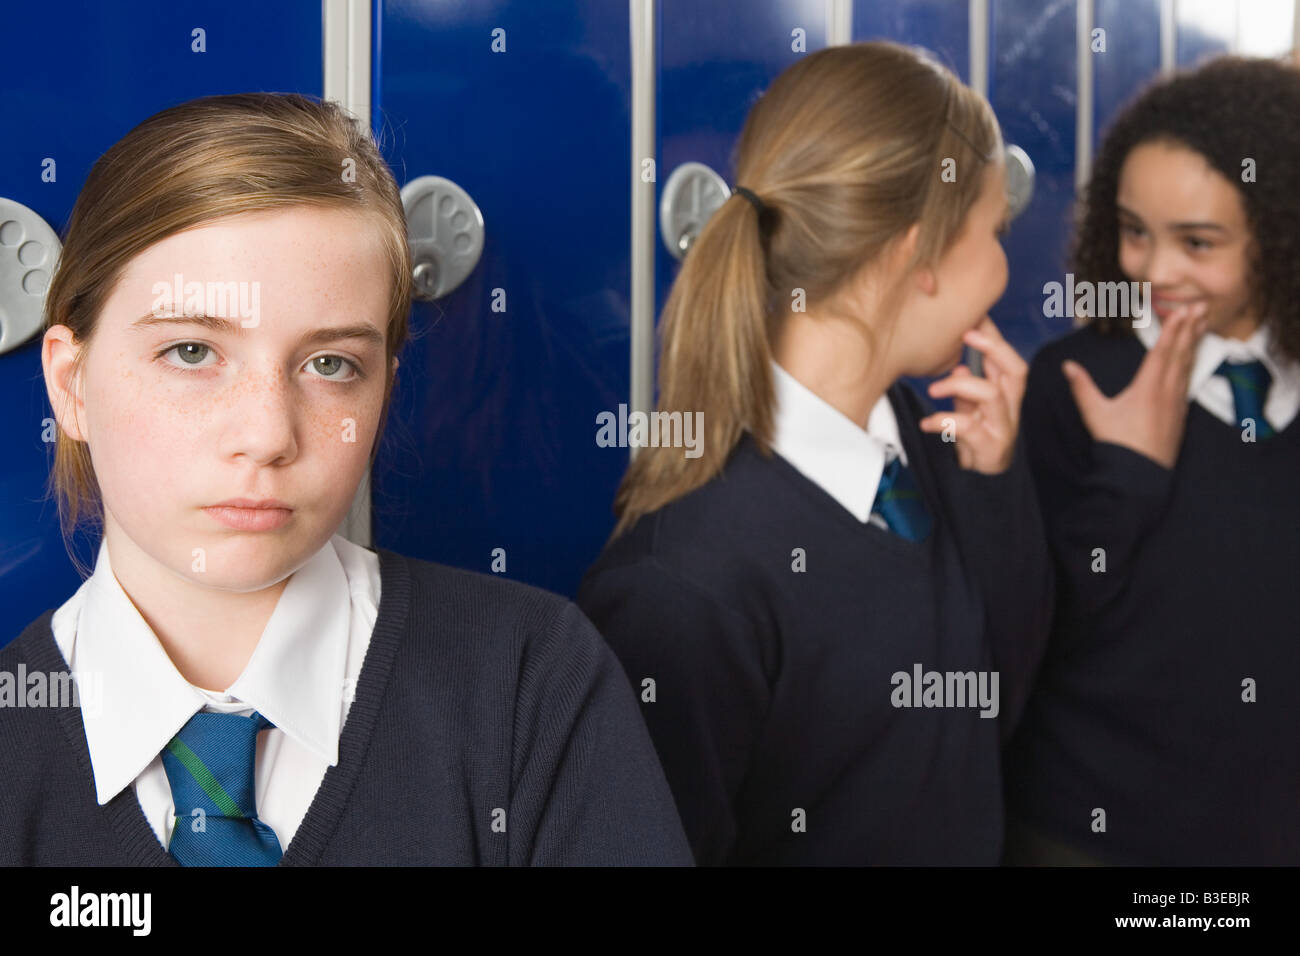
399, 175, 486, 301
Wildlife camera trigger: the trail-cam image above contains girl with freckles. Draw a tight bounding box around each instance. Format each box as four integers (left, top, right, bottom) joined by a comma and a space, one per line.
0, 93, 691, 866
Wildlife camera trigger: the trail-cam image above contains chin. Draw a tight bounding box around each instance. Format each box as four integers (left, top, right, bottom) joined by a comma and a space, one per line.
926, 347, 964, 377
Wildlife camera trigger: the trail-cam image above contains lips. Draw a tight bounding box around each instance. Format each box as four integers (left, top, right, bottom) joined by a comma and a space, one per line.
209, 498, 291, 510
1152, 296, 1202, 317
203, 499, 293, 531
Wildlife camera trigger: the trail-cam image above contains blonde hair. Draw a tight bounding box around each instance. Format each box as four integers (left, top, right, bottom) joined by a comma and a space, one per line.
612, 41, 1001, 536
43, 93, 412, 570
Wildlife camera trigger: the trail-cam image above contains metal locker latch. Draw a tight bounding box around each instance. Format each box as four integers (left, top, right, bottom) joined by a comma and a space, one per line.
659, 161, 731, 260
400, 175, 485, 301
0, 197, 61, 356
1004, 144, 1035, 220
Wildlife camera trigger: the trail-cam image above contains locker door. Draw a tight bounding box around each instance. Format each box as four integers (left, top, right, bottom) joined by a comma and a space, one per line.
371, 0, 633, 597
656, 0, 828, 323
1094, 0, 1162, 142
852, 0, 970, 79
988, 0, 1079, 357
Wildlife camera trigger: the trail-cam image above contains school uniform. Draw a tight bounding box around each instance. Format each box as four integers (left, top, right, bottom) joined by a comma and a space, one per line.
0, 534, 693, 865
1004, 318, 1300, 865
577, 361, 1053, 865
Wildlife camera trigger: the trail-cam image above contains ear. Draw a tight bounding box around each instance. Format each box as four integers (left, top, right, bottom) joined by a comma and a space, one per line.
913, 266, 937, 296
42, 326, 89, 442
896, 223, 936, 295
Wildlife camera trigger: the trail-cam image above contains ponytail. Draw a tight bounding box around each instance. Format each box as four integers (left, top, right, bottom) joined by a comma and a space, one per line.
612, 191, 774, 536
610, 41, 1000, 537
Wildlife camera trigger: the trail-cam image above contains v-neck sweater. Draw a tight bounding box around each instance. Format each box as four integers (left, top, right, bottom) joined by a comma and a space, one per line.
578, 381, 1054, 865
0, 548, 692, 865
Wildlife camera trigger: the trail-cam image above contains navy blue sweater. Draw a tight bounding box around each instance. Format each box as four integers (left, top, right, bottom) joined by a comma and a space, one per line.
0, 548, 693, 865
577, 382, 1053, 865
1005, 325, 1300, 865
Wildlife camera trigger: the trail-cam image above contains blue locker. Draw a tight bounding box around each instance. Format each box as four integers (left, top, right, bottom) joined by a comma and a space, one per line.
0, 0, 1278, 644
853, 0, 970, 79
987, 0, 1078, 357
372, 0, 634, 598
1094, 0, 1162, 142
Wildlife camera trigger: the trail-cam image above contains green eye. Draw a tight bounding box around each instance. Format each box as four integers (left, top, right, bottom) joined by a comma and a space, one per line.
308, 355, 363, 380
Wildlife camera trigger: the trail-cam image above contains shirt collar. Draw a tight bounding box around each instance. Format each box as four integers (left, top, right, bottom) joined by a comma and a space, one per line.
1133, 311, 1296, 399
769, 360, 904, 523
52, 535, 353, 805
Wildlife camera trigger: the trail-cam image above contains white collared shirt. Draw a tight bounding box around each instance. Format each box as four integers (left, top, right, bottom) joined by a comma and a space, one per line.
1133, 314, 1300, 431
769, 360, 906, 526
50, 532, 381, 852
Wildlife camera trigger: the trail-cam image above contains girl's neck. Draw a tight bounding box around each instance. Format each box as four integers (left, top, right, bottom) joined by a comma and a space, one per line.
102, 525, 289, 690
772, 307, 898, 429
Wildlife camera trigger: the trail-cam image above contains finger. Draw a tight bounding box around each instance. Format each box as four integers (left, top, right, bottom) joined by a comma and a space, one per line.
985, 350, 1026, 424
1062, 359, 1108, 428
919, 411, 965, 433
964, 326, 1028, 383
964, 330, 1028, 418
920, 410, 1007, 449
972, 315, 1002, 341
1138, 304, 1194, 388
937, 374, 1013, 437
1163, 301, 1208, 391
928, 373, 1002, 405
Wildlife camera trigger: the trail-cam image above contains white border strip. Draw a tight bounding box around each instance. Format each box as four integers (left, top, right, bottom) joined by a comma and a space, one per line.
1161, 0, 1177, 74
629, 0, 656, 453
1076, 0, 1093, 191
324, 0, 375, 545
827, 0, 852, 46
969, 0, 988, 96
323, 0, 371, 129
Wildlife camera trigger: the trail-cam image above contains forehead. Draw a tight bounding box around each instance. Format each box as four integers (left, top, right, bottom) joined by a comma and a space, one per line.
1117, 141, 1243, 221
106, 206, 391, 326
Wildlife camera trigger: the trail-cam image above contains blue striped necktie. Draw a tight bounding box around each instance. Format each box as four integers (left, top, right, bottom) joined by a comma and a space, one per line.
1214, 359, 1275, 439
871, 454, 932, 541
161, 710, 283, 866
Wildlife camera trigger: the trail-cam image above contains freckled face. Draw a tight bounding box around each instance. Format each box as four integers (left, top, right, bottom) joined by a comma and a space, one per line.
71, 206, 393, 590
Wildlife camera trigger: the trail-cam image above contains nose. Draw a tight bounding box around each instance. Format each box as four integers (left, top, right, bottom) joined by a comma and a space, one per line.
219, 361, 299, 466
1140, 238, 1183, 290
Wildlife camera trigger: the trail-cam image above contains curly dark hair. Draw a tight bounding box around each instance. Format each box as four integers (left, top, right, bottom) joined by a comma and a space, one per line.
1072, 55, 1300, 364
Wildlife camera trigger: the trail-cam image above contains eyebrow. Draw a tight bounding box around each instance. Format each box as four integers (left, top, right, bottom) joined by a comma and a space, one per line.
131, 313, 386, 349
1116, 205, 1228, 233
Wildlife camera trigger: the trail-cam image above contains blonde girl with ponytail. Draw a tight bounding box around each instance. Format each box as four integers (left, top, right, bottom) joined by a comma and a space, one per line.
579, 41, 1052, 866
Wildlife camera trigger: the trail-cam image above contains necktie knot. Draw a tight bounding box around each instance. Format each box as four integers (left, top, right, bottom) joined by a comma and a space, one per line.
161, 710, 282, 866
1214, 359, 1274, 438
872, 453, 932, 541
